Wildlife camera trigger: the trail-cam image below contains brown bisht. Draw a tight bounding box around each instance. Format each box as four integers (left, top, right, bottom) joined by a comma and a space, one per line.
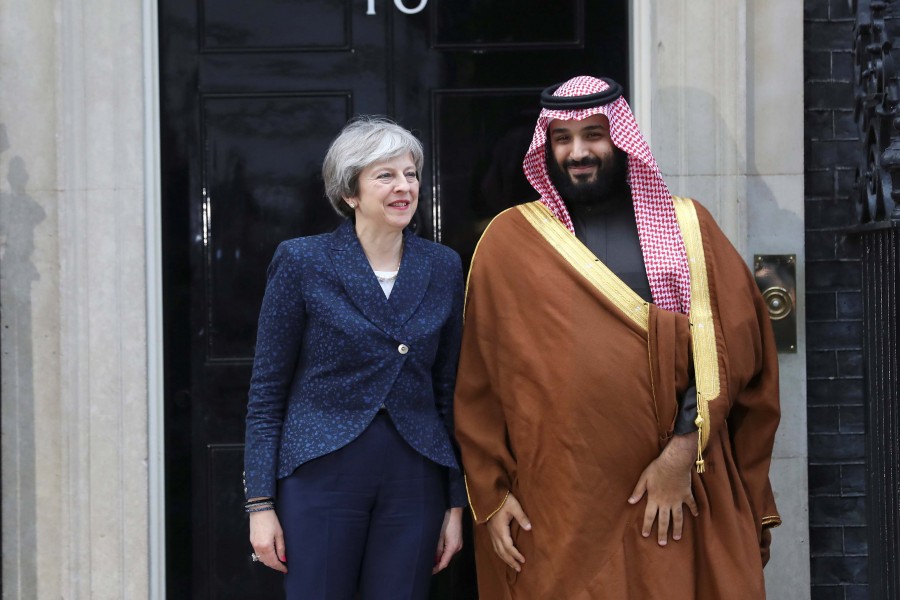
455, 198, 781, 600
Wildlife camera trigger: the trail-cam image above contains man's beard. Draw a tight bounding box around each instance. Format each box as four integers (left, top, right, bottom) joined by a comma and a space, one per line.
547, 147, 629, 208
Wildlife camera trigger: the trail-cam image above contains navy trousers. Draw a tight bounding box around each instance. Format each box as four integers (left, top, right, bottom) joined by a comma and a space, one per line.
277, 412, 446, 600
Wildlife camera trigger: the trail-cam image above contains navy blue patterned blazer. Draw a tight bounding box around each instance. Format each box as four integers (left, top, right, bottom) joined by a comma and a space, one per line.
244, 219, 466, 506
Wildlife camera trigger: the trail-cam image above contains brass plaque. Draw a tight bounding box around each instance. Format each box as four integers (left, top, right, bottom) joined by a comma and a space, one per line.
754, 255, 797, 353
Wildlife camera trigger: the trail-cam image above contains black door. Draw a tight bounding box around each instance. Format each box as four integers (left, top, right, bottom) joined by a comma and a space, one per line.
159, 2, 627, 597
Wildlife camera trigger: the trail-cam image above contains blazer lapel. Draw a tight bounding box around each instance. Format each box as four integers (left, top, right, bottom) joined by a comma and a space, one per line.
388, 232, 432, 329
329, 220, 396, 336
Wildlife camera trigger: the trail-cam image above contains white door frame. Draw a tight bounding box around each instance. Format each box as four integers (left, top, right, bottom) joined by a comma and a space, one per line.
143, 0, 166, 597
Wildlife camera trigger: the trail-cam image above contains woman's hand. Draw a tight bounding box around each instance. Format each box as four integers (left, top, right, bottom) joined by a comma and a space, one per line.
249, 510, 288, 573
433, 507, 464, 574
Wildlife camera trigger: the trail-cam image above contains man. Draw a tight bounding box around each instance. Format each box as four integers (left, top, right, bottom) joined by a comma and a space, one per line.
454, 76, 781, 599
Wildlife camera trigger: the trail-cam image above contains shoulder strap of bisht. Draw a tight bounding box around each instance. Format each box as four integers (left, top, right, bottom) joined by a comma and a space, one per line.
523, 75, 691, 314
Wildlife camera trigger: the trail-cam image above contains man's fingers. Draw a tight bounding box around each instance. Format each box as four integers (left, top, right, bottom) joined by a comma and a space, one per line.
672, 505, 684, 541
491, 537, 520, 571
657, 507, 671, 546
506, 540, 526, 565
686, 494, 699, 517
641, 502, 658, 537
498, 546, 524, 570
509, 505, 532, 531
493, 528, 525, 571
760, 528, 773, 567
640, 498, 697, 545
506, 498, 531, 531
629, 474, 648, 504
675, 494, 698, 541
500, 528, 526, 564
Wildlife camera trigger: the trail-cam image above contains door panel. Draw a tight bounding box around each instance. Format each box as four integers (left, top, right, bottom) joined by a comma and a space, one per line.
160, 1, 627, 597
202, 93, 349, 359
200, 0, 351, 50
431, 90, 542, 266
432, 0, 582, 48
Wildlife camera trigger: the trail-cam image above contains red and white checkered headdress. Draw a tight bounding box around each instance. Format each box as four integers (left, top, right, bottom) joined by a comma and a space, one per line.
523, 75, 691, 314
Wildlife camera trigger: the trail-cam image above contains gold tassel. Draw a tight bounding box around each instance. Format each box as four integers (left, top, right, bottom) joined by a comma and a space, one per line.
694, 415, 706, 473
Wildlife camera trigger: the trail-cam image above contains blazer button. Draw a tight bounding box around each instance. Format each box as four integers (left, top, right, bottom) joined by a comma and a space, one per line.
398, 343, 409, 355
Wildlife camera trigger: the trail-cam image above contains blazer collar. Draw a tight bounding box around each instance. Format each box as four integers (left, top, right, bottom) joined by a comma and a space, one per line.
329, 219, 432, 337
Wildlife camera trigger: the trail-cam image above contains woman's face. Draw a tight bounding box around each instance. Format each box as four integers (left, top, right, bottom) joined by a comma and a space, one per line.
347, 153, 419, 234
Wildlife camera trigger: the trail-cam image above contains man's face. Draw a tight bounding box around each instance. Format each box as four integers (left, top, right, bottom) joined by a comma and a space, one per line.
546, 113, 627, 204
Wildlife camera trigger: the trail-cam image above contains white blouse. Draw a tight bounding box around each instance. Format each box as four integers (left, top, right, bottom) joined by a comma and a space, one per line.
373, 270, 399, 298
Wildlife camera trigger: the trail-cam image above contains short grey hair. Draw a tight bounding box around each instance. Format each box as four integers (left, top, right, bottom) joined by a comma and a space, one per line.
322, 115, 425, 218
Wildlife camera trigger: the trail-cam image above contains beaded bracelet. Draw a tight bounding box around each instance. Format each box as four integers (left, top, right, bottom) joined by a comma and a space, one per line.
244, 498, 274, 513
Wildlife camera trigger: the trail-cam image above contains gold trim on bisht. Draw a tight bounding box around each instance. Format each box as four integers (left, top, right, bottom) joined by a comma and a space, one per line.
673, 196, 720, 473
465, 475, 510, 524
517, 201, 650, 331
463, 206, 520, 524
761, 515, 783, 529
518, 198, 718, 473
464, 207, 519, 316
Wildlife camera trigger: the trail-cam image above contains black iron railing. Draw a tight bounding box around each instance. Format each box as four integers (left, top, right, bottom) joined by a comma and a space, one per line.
852, 1, 900, 597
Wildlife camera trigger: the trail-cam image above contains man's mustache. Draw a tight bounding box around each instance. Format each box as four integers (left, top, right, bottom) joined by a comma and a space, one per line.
564, 157, 601, 169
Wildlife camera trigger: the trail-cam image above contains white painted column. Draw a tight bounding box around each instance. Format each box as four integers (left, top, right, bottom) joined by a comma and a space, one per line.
746, 3, 810, 596
650, 0, 749, 245
1, 3, 61, 596
1, 0, 152, 598
633, 0, 808, 597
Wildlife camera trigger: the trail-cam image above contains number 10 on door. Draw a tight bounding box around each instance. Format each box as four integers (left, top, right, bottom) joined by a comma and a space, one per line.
366, 0, 428, 15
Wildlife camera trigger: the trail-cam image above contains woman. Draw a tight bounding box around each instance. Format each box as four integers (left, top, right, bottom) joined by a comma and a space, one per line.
243, 116, 466, 599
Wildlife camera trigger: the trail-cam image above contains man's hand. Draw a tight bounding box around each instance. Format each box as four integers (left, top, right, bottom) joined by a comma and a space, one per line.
433, 507, 464, 574
486, 492, 532, 572
760, 527, 773, 567
249, 510, 288, 573
628, 433, 699, 546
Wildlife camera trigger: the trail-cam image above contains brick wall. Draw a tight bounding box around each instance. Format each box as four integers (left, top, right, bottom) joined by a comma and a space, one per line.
804, 1, 868, 598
